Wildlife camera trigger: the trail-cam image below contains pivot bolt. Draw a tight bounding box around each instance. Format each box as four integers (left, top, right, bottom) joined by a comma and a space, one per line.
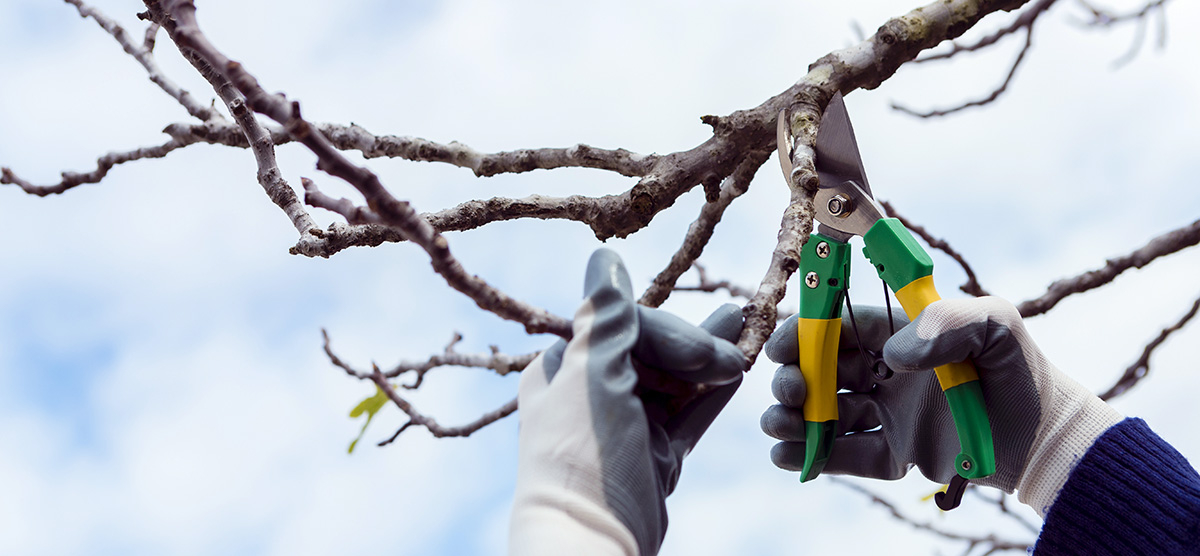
961, 460, 972, 472
827, 194, 852, 217
804, 271, 820, 289
815, 241, 830, 259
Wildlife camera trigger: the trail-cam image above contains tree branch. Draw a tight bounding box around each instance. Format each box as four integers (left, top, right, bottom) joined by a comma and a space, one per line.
1099, 293, 1200, 401
1017, 218, 1200, 317
640, 149, 770, 307
381, 332, 539, 389
322, 329, 521, 440
1, 136, 196, 196
881, 200, 990, 296
831, 477, 1032, 553
67, 0, 219, 122
893, 24, 1035, 118
915, 0, 1057, 63
147, 0, 572, 337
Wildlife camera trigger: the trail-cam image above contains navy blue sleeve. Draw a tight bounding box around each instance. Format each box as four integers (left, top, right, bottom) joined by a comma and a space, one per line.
1034, 418, 1200, 555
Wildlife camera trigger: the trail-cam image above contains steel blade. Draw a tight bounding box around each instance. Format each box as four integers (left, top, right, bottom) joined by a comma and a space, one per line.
815, 92, 872, 199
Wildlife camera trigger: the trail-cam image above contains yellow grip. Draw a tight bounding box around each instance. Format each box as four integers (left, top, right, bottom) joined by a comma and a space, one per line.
798, 318, 840, 422
894, 275, 980, 391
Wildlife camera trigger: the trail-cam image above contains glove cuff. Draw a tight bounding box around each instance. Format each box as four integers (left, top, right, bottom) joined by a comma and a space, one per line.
1015, 376, 1122, 517
510, 488, 638, 556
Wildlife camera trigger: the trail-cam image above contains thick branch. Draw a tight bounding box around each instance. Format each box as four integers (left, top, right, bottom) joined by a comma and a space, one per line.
149, 0, 571, 337
737, 106, 822, 363
1018, 218, 1200, 317
881, 200, 990, 296
1099, 294, 1200, 401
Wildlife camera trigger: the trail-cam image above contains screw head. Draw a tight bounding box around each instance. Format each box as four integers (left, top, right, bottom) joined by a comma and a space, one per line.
961, 460, 972, 471
815, 241, 830, 259
804, 271, 819, 289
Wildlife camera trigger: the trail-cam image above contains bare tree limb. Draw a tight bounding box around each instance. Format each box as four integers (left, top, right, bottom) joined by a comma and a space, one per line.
915, 0, 1057, 63
640, 149, 771, 307
1017, 218, 1200, 317
1099, 294, 1200, 401
1, 137, 196, 196
831, 477, 1032, 553
371, 372, 518, 439
893, 25, 1035, 118
881, 200, 991, 296
146, 0, 573, 338
673, 263, 759, 301
1073, 0, 1173, 68
969, 488, 1043, 536
66, 0, 219, 122
322, 329, 521, 439
383, 332, 539, 388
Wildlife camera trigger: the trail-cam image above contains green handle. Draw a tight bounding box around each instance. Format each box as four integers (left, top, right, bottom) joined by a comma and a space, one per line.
795, 233, 851, 481
862, 218, 996, 481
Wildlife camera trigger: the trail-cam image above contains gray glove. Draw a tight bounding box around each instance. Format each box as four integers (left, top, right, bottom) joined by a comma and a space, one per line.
761, 298, 1121, 516
511, 249, 746, 555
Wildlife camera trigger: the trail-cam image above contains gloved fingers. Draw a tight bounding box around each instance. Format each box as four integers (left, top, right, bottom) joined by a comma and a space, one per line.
835, 349, 881, 393
765, 307, 908, 369
769, 364, 806, 407
821, 431, 907, 480
664, 378, 741, 455
698, 303, 744, 343
838, 305, 909, 350
763, 314, 799, 365
760, 403, 806, 441
634, 305, 745, 385
882, 297, 1026, 373
760, 392, 881, 442
769, 357, 882, 407
771, 433, 904, 480
570, 248, 640, 387
836, 393, 882, 434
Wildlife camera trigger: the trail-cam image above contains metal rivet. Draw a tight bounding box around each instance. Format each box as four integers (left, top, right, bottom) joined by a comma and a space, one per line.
827, 194, 852, 217
804, 271, 819, 289
961, 460, 972, 471
815, 241, 830, 259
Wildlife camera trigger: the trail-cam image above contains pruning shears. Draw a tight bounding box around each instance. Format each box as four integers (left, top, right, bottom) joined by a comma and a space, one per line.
777, 92, 995, 510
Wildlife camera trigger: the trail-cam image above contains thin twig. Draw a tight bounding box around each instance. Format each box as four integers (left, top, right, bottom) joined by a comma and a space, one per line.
1018, 218, 1200, 317
915, 0, 1057, 63
831, 477, 1032, 553
881, 201, 990, 296
1099, 294, 1200, 401
969, 487, 1043, 536
640, 149, 770, 307
674, 263, 759, 301
67, 0, 219, 122
322, 329, 521, 439
893, 25, 1035, 118
2, 137, 196, 196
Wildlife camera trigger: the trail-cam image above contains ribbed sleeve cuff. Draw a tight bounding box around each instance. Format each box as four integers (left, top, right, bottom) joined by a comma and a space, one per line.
1034, 418, 1200, 555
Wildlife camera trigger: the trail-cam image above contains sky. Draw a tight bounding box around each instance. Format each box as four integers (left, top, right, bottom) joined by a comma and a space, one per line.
1, 0, 1198, 554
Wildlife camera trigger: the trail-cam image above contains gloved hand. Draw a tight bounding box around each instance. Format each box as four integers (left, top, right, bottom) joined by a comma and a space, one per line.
760, 297, 1122, 516
510, 249, 747, 555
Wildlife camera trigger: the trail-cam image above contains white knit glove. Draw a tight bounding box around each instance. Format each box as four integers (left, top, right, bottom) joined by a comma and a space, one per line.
510, 249, 745, 555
